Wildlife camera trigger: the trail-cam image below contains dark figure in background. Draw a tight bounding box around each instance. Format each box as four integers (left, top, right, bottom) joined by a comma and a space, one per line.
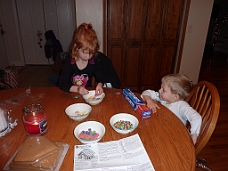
44, 30, 63, 62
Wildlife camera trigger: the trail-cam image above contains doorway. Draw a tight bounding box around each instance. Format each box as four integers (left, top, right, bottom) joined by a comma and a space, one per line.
203, 0, 228, 58
0, 0, 76, 66
16, 0, 76, 65
0, 20, 9, 69
0, 0, 24, 67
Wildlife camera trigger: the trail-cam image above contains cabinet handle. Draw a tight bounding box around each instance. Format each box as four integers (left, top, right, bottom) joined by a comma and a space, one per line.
1, 28, 6, 35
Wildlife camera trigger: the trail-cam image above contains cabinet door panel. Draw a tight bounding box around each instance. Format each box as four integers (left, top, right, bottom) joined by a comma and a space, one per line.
145, 0, 163, 41
108, 0, 125, 40
126, 0, 146, 40
163, 0, 183, 40
107, 0, 125, 86
159, 46, 176, 78
140, 47, 160, 90
124, 47, 141, 90
108, 47, 124, 83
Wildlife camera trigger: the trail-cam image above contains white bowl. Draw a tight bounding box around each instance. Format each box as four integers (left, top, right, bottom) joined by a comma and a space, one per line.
74, 121, 105, 144
82, 90, 105, 105
65, 103, 92, 121
110, 113, 139, 134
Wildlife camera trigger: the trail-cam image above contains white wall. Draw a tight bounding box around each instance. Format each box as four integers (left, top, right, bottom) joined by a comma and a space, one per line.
75, 0, 104, 53
179, 0, 214, 84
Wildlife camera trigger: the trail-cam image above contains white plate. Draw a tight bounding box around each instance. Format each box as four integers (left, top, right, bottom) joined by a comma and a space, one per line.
110, 113, 139, 134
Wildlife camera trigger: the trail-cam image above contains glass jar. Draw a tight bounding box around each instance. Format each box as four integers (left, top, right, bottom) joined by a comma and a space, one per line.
23, 103, 48, 136
0, 108, 8, 133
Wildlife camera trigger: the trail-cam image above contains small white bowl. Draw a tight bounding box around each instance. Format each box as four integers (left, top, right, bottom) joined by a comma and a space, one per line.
74, 121, 105, 144
82, 90, 105, 105
110, 113, 139, 134
65, 103, 92, 121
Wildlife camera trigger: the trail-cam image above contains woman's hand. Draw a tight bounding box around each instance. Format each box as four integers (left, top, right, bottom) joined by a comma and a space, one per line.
95, 83, 103, 96
143, 95, 160, 113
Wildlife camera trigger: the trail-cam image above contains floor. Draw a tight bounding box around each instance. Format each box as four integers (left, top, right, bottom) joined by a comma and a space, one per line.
17, 65, 59, 88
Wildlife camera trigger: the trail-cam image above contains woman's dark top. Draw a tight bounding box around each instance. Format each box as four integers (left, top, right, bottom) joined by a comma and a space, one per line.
58, 54, 104, 92
94, 52, 121, 88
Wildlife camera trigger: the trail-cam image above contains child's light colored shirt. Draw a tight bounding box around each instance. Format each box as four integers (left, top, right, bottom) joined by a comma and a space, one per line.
141, 90, 202, 136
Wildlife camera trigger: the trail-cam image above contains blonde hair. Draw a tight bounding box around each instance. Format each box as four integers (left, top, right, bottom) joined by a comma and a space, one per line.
161, 73, 193, 100
70, 23, 100, 60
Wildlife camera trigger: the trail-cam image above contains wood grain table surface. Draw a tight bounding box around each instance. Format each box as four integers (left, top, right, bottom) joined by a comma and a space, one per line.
0, 87, 196, 171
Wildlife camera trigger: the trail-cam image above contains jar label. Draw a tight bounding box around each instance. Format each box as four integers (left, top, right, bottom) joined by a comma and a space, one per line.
39, 119, 48, 134
23, 117, 48, 135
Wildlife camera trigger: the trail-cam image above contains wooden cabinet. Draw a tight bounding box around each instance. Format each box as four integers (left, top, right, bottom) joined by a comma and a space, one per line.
107, 0, 184, 91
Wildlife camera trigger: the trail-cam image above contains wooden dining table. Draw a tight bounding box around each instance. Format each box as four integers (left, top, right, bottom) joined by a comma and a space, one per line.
0, 87, 196, 171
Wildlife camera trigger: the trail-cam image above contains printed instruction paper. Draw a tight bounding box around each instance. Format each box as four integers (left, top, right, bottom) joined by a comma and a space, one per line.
74, 134, 155, 171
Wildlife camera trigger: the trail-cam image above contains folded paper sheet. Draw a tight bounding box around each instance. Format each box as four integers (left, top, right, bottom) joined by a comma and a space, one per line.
74, 134, 155, 171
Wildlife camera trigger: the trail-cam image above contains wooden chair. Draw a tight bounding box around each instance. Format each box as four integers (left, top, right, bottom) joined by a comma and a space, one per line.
185, 81, 220, 171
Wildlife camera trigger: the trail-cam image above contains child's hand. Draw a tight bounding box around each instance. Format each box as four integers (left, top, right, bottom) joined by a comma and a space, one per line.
78, 86, 89, 95
70, 85, 89, 95
191, 134, 198, 145
147, 99, 160, 113
95, 83, 103, 96
142, 95, 160, 113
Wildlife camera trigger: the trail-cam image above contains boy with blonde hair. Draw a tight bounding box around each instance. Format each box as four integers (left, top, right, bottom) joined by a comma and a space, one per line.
141, 73, 202, 144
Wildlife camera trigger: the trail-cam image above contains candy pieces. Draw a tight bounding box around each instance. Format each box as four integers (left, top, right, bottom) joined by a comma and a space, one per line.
114, 120, 133, 130
74, 111, 88, 117
88, 96, 95, 101
78, 128, 99, 141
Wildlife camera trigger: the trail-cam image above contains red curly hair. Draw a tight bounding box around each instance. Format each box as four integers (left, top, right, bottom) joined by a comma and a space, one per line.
70, 23, 100, 60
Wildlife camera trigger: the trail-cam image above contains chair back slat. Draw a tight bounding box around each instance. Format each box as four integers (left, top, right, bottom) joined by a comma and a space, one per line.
200, 106, 212, 135
185, 81, 220, 155
198, 89, 210, 114
194, 86, 204, 110
200, 96, 211, 117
